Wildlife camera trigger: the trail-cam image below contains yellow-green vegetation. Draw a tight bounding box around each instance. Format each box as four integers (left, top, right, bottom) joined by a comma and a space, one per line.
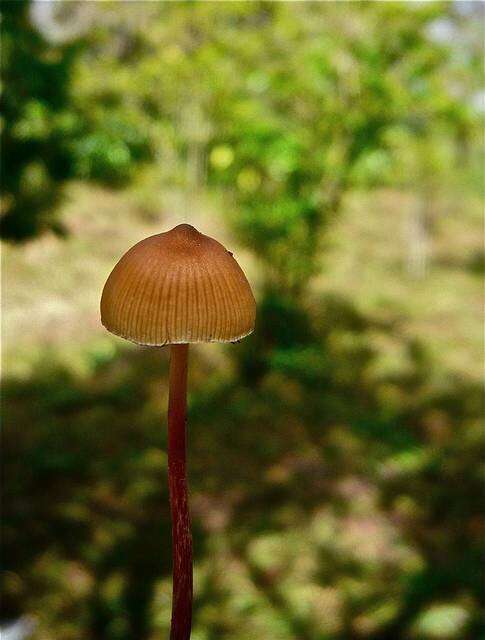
2, 2, 483, 640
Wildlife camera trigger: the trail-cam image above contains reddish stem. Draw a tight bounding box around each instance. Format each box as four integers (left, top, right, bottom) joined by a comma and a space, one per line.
168, 343, 192, 640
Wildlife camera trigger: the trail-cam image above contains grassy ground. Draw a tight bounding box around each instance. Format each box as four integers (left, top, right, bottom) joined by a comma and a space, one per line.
2, 182, 483, 640
3, 182, 482, 381
323, 188, 483, 381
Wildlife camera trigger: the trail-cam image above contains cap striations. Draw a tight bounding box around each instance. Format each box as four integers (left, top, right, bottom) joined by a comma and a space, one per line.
101, 224, 256, 346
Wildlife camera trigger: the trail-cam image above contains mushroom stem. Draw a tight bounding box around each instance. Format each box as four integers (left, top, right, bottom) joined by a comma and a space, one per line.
167, 343, 192, 640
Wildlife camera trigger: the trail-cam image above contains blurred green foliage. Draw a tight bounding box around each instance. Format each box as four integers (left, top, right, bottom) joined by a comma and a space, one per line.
2, 1, 481, 281
1, 1, 152, 240
2, 2, 484, 640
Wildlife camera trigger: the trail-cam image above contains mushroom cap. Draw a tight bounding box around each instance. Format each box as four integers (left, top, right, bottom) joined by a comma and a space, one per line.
100, 224, 256, 346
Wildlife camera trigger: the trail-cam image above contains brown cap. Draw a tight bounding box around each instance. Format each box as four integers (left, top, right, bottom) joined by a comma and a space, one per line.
100, 224, 256, 346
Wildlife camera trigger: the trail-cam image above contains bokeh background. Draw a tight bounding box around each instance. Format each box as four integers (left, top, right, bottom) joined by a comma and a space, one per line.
2, 2, 484, 639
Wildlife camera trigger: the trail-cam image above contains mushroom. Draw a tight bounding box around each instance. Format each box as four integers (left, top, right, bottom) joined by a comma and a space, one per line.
100, 223, 256, 639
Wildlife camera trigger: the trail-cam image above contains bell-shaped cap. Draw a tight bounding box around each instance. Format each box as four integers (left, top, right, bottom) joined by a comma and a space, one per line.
100, 224, 256, 346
